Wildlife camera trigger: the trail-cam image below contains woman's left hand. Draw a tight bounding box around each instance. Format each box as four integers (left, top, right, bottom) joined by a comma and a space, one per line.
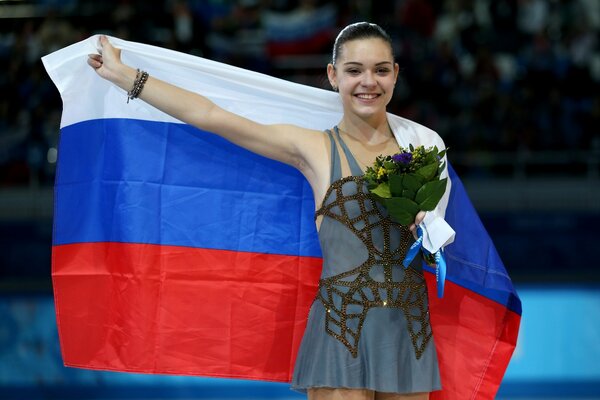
409, 211, 426, 240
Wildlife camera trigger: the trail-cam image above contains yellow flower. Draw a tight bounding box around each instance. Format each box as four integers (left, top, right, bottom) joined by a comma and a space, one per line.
377, 166, 386, 179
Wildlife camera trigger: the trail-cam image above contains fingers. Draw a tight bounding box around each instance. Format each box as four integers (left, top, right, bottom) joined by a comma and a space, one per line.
99, 34, 109, 51
87, 54, 103, 68
409, 211, 427, 240
98, 35, 117, 53
409, 223, 418, 240
96, 34, 121, 64
415, 211, 426, 225
88, 35, 108, 70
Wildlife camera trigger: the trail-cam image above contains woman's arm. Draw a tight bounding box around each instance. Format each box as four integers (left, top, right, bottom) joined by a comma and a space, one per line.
87, 35, 325, 174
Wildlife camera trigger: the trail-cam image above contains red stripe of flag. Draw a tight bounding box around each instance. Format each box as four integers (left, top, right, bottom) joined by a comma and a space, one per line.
52, 242, 322, 381
424, 272, 521, 399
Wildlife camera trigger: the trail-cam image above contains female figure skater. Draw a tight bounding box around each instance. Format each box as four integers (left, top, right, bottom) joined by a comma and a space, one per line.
88, 22, 442, 400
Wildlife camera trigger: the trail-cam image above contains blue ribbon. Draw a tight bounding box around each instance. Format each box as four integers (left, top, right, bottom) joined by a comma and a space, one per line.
434, 248, 446, 298
402, 226, 423, 268
402, 226, 447, 298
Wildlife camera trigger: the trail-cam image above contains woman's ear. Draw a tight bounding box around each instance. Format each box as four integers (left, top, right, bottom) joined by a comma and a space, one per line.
327, 63, 337, 91
394, 62, 400, 83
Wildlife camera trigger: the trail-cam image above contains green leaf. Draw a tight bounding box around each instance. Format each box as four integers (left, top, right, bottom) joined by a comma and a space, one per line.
415, 178, 448, 211
437, 160, 446, 176
409, 143, 414, 152
370, 182, 392, 199
385, 197, 420, 225
367, 181, 378, 190
401, 189, 416, 200
415, 162, 438, 181
438, 149, 447, 159
383, 161, 396, 170
388, 175, 404, 196
402, 173, 423, 192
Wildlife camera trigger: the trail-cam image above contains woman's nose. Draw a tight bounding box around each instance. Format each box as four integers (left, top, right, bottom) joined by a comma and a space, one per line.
361, 71, 376, 87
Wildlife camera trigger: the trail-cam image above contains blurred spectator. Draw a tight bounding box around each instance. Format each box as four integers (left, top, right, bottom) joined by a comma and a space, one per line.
203, 0, 266, 71
517, 0, 549, 36
0, 0, 598, 187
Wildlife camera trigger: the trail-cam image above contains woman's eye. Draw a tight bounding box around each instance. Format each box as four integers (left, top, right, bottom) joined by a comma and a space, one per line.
346, 69, 360, 75
377, 68, 390, 75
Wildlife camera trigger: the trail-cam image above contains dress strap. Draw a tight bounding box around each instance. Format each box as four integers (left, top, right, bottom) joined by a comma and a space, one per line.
333, 126, 364, 177
325, 129, 343, 184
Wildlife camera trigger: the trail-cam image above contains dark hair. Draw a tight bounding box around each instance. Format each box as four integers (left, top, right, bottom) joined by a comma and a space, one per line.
332, 22, 394, 66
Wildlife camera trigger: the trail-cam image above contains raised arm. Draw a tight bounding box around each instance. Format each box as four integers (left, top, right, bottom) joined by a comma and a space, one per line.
87, 36, 326, 175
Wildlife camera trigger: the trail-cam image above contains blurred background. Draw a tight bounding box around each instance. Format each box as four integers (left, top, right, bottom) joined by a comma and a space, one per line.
0, 0, 599, 399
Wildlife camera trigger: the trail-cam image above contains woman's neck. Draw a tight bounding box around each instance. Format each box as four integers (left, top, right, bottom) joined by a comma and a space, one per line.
337, 114, 393, 145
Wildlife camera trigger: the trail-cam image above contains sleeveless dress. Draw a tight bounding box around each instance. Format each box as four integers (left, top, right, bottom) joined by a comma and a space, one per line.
291, 127, 441, 394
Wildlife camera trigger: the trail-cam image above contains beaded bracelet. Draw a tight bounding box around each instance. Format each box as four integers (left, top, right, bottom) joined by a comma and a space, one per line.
127, 69, 149, 103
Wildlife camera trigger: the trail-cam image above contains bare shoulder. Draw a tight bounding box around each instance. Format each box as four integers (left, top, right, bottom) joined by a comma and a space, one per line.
271, 124, 330, 168
271, 124, 332, 200
272, 123, 328, 140
286, 124, 328, 142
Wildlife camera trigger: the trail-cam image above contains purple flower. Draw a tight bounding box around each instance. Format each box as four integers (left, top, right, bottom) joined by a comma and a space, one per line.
392, 152, 412, 164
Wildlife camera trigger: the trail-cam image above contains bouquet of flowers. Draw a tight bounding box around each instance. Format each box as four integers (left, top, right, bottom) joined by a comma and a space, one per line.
364, 144, 448, 226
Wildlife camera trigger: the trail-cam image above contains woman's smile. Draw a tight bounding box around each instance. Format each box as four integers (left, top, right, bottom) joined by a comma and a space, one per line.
355, 93, 381, 100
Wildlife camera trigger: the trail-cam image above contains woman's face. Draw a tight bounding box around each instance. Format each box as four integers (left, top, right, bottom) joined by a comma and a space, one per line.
328, 38, 398, 122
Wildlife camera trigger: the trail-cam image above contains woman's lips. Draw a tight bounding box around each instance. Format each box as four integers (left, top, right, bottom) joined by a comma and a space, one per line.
354, 93, 381, 103
355, 93, 380, 99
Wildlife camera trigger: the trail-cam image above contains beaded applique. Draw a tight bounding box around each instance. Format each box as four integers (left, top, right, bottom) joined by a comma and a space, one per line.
315, 176, 432, 359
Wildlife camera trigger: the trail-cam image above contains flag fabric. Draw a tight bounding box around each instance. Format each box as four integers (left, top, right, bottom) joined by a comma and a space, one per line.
42, 36, 521, 399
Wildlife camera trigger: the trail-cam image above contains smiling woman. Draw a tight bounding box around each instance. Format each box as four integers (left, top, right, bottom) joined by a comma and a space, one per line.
292, 23, 439, 400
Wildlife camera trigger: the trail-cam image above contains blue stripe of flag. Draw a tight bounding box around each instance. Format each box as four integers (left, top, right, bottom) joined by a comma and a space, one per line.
436, 164, 521, 314
54, 118, 321, 257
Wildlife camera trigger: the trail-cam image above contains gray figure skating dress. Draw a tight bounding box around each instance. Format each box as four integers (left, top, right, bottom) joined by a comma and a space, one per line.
291, 127, 441, 394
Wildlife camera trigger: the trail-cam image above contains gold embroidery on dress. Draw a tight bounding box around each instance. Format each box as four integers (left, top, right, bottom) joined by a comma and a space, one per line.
315, 175, 432, 359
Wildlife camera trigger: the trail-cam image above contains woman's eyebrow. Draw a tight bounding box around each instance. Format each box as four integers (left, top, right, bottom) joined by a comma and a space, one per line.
342, 61, 393, 66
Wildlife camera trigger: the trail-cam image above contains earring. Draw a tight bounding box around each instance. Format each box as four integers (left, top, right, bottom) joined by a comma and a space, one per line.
332, 85, 338, 92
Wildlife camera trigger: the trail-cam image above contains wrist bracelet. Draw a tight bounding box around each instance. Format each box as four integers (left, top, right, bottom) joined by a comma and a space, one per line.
127, 69, 149, 103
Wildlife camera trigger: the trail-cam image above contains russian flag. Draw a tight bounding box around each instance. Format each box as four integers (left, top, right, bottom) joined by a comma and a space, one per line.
263, 4, 337, 56
42, 36, 520, 399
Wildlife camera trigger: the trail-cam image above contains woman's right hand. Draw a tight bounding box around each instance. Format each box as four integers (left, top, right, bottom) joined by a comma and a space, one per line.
87, 35, 124, 84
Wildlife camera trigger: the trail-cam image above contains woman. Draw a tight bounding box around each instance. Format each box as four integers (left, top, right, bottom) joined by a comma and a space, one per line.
88, 22, 442, 400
